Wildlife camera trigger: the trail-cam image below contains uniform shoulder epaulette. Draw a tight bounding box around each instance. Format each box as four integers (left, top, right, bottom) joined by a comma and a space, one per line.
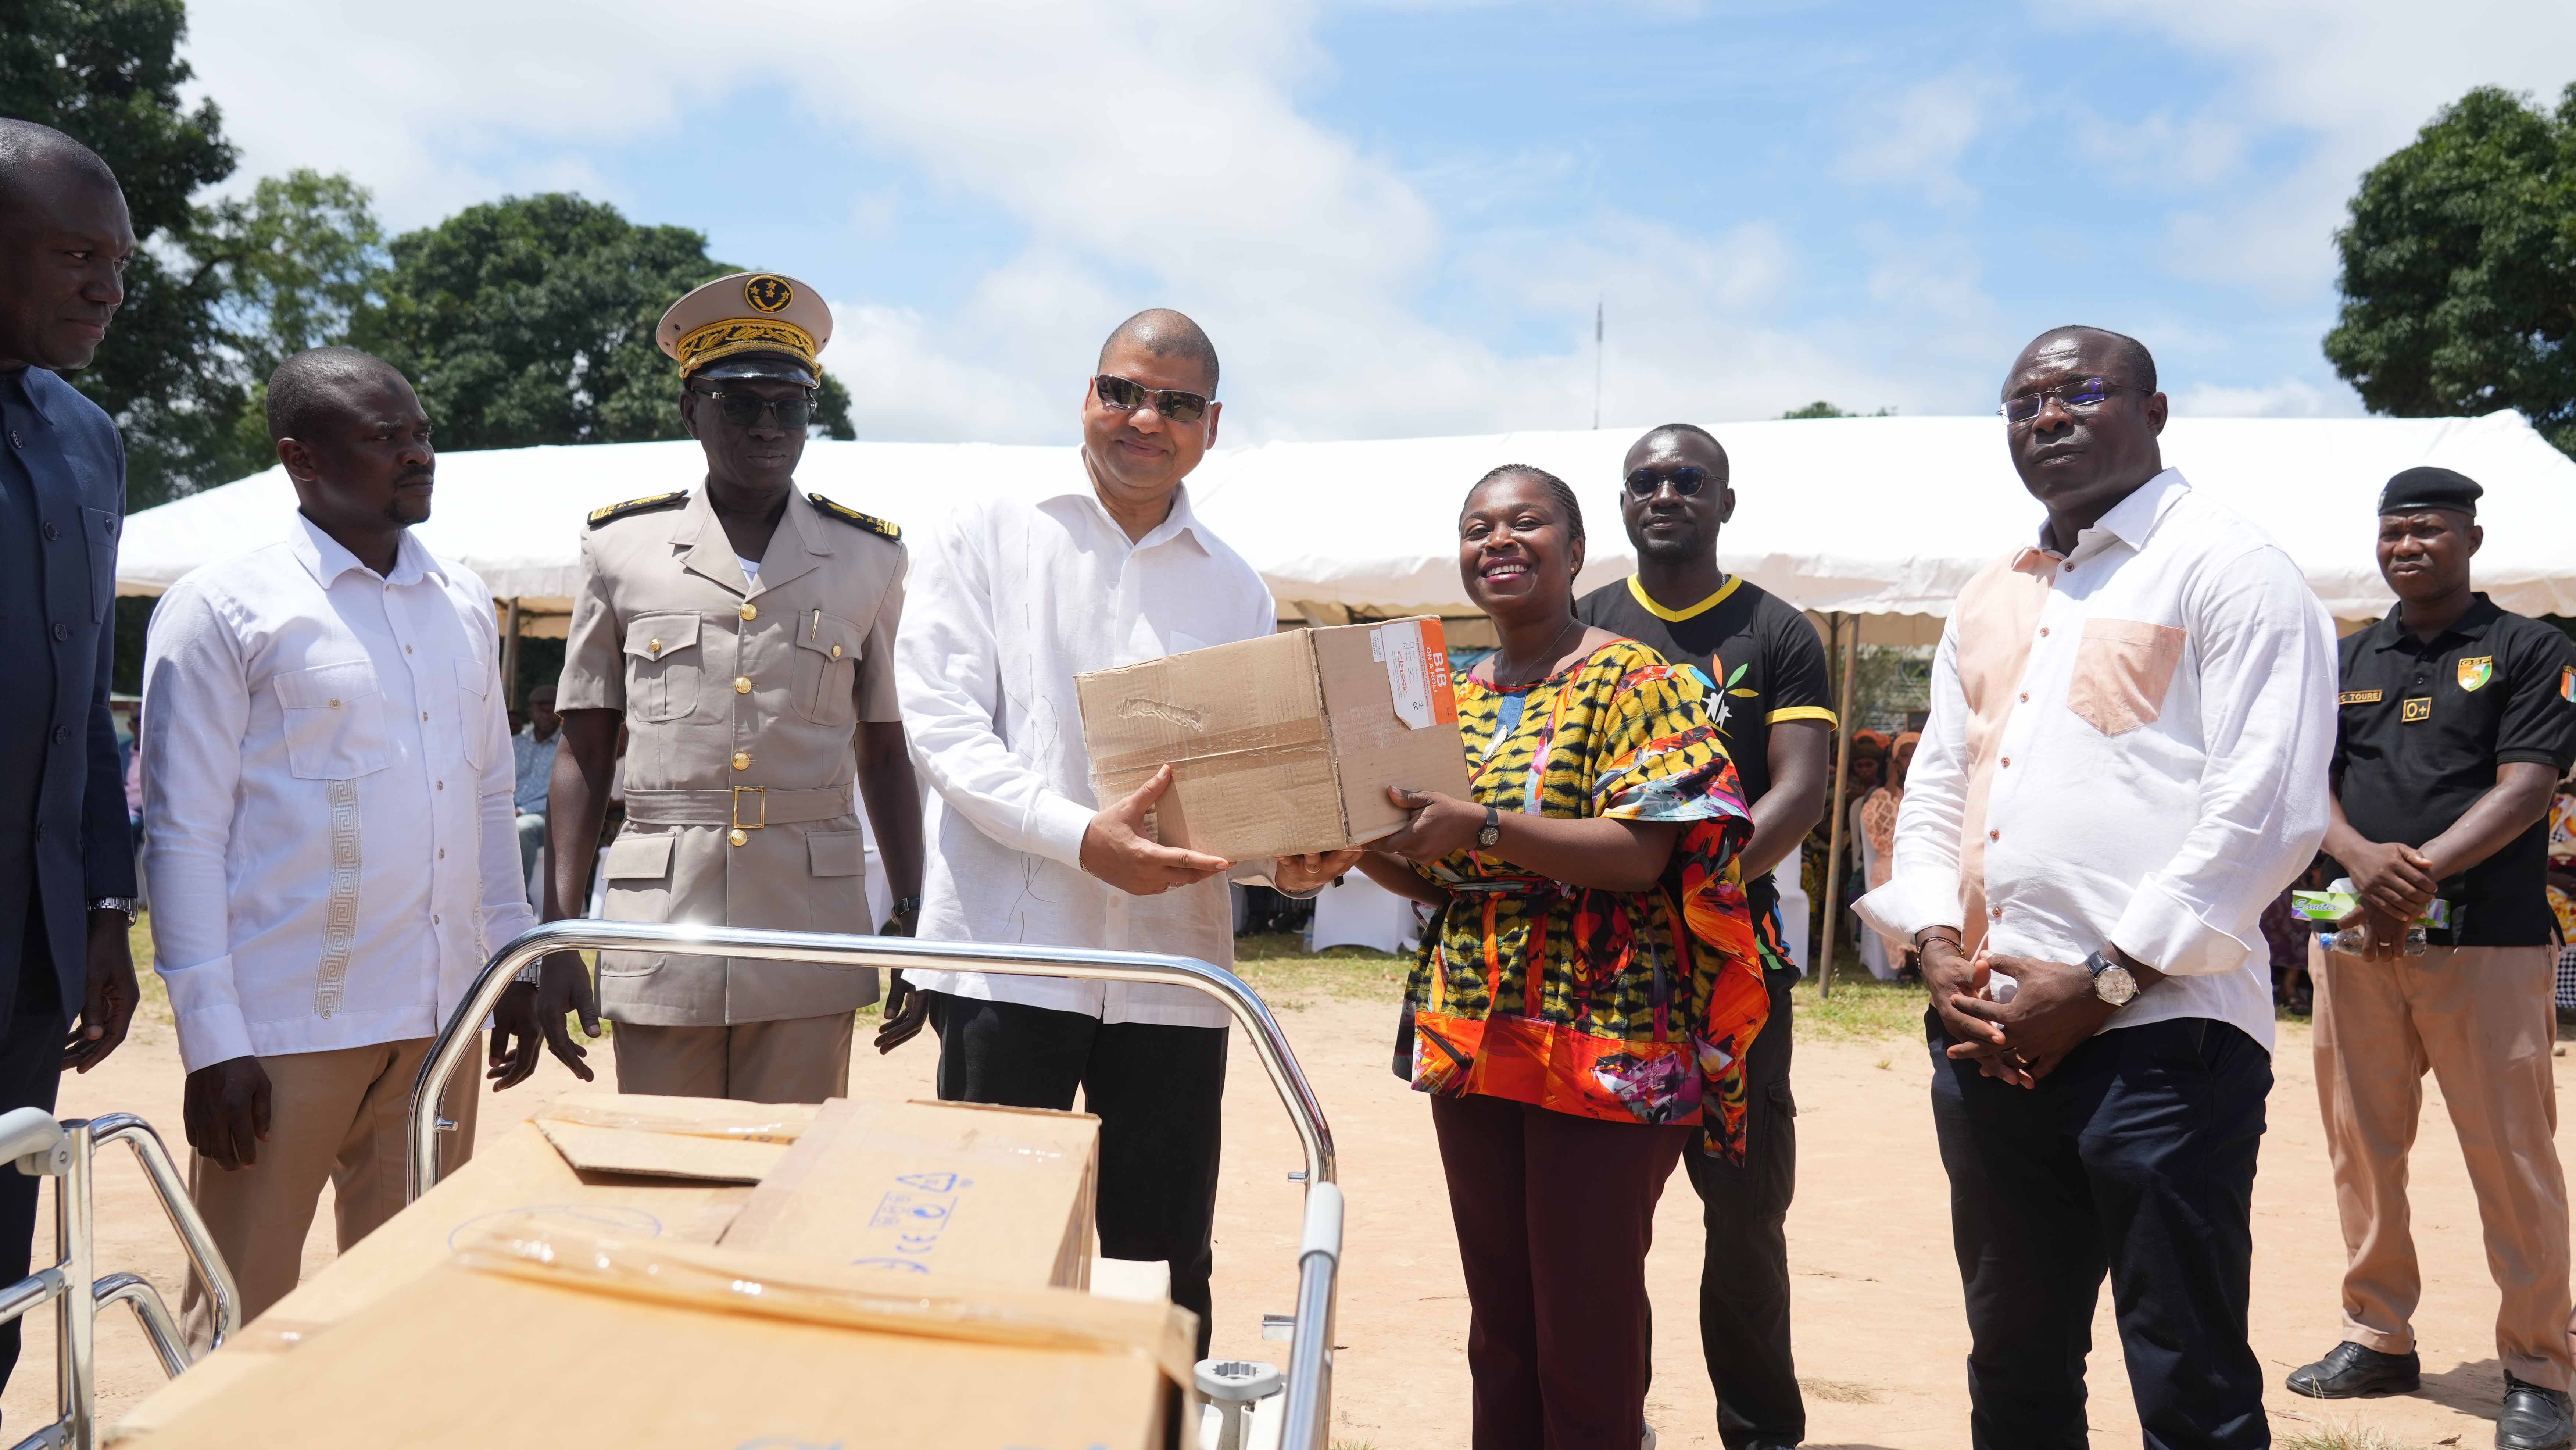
808, 492, 901, 542
588, 491, 689, 528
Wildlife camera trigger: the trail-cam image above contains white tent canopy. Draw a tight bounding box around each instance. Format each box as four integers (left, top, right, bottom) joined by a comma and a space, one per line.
118, 410, 2576, 628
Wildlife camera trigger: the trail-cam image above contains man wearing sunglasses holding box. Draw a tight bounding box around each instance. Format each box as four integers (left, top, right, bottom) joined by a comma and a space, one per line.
886, 309, 1353, 1358
507, 271, 925, 1104
1574, 423, 1833, 1450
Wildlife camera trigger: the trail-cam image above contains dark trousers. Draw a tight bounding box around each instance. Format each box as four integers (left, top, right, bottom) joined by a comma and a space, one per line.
1431, 1091, 1691, 1450
1929, 1013, 2271, 1450
926, 992, 1227, 1358
1684, 963, 1802, 1447
0, 908, 65, 1403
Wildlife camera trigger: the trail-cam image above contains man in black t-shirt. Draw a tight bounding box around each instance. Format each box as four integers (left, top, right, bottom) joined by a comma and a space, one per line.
2285, 467, 2576, 1450
1576, 422, 1831, 1450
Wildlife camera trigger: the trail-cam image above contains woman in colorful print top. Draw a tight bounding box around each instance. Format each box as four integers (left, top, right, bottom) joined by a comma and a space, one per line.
1355, 464, 1768, 1447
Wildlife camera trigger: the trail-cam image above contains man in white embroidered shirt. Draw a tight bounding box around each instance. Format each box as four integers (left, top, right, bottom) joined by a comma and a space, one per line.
1856, 326, 2335, 1449
142, 349, 535, 1340
885, 310, 1353, 1359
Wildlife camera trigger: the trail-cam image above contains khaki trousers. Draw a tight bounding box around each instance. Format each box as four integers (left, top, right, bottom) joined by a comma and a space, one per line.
181, 1036, 476, 1348
2313, 940, 2576, 1388
611, 1012, 854, 1103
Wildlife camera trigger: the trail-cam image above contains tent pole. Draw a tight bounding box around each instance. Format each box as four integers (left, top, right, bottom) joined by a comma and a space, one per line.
501, 599, 523, 711
1816, 613, 1860, 999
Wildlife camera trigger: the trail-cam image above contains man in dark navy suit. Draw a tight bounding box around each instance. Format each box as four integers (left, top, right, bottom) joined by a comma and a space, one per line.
0, 118, 145, 1396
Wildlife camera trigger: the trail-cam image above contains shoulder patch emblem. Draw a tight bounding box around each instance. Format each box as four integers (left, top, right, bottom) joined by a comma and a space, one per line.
808, 492, 900, 542
2457, 655, 2493, 692
588, 492, 688, 528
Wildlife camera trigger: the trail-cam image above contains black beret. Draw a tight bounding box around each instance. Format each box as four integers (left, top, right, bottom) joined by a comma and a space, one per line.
2379, 465, 2482, 517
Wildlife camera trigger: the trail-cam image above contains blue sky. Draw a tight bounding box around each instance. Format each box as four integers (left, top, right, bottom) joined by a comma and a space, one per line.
179, 0, 2576, 444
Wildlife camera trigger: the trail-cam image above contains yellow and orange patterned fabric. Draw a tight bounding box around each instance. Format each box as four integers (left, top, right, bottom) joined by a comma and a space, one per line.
1402, 639, 1772, 1161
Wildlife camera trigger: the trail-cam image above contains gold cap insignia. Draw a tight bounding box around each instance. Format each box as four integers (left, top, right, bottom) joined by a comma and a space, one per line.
744, 275, 793, 314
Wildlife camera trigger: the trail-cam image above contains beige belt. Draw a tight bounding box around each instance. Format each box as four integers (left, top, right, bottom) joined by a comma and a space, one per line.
623, 786, 851, 829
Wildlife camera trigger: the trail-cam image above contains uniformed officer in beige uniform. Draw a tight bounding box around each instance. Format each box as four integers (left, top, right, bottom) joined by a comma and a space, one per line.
497, 271, 924, 1104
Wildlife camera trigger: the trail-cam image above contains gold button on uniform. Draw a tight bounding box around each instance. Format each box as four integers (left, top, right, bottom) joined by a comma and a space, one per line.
733, 752, 750, 771
648, 638, 662, 654
734, 676, 752, 694
830, 643, 842, 658
728, 828, 748, 847
739, 603, 757, 621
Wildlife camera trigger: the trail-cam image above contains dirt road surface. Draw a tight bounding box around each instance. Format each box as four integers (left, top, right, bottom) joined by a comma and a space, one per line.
3, 986, 2555, 1448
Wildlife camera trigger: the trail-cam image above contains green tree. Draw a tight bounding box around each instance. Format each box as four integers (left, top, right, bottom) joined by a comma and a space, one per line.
2325, 84, 2576, 458
355, 193, 854, 450
1, 0, 239, 503
193, 170, 388, 476
1778, 400, 1896, 419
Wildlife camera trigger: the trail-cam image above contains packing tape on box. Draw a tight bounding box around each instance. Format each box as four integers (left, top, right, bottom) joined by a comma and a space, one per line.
536, 1101, 808, 1144
450, 1217, 1191, 1381
1087, 717, 1330, 780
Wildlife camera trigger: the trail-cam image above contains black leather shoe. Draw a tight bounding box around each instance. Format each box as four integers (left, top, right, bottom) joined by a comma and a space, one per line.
2498, 1374, 2575, 1450
2285, 1341, 2421, 1398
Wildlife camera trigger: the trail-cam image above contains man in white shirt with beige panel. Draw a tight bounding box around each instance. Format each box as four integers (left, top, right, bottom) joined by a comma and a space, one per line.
885, 309, 1355, 1359
1857, 326, 2337, 1448
142, 347, 535, 1337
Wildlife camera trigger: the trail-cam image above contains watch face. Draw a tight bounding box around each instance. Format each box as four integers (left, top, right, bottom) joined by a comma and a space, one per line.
1476, 827, 1500, 847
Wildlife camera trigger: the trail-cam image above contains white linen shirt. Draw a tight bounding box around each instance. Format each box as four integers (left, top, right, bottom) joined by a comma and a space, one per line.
897, 469, 1277, 1028
142, 515, 536, 1073
1855, 469, 2336, 1051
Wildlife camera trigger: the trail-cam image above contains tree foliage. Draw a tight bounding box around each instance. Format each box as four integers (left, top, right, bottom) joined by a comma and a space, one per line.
2326, 84, 2576, 458
1778, 400, 1895, 419
353, 194, 853, 450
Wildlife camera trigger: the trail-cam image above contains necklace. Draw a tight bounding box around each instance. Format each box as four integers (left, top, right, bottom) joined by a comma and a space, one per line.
1488, 618, 1583, 690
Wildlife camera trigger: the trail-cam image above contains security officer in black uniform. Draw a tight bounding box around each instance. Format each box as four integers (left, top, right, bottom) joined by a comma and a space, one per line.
0, 120, 145, 1395
2293, 464, 2576, 1450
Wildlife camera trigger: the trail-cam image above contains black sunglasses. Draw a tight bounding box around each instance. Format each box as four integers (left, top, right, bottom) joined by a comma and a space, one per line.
1624, 465, 1714, 499
689, 388, 817, 431
1094, 374, 1211, 425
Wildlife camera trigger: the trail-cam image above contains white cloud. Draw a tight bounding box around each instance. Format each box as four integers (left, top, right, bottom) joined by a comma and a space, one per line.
1834, 70, 2006, 207
2081, 0, 2576, 299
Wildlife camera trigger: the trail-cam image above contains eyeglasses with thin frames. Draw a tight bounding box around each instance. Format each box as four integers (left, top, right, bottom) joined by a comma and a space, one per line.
1998, 377, 2148, 426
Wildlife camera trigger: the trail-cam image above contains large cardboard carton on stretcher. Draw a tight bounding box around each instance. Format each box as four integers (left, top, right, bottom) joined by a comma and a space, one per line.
1075, 616, 1469, 861
723, 1097, 1101, 1289
110, 1097, 808, 1442
132, 1221, 1194, 1450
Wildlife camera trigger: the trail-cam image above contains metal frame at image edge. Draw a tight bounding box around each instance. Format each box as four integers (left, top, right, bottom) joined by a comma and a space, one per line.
406, 919, 1344, 1450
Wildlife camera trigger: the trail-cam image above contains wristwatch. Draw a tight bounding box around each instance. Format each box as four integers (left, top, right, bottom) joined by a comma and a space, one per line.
88, 897, 139, 922
880, 895, 922, 939
2083, 948, 2139, 1007
1475, 805, 1501, 850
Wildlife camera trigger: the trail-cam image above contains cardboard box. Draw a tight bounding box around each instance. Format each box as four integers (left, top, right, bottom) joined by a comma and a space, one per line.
723, 1098, 1099, 1290
113, 1102, 788, 1442
1077, 615, 1470, 860
132, 1222, 1193, 1450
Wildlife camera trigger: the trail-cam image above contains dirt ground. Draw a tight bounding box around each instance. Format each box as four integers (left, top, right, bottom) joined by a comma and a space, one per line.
3, 972, 2561, 1449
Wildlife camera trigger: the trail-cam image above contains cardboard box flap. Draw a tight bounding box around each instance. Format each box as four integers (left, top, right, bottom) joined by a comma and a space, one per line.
723, 1098, 1100, 1289
532, 1094, 817, 1182
1316, 618, 1466, 842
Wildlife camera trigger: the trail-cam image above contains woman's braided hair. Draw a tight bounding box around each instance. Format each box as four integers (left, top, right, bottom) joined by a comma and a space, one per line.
1463, 463, 1584, 546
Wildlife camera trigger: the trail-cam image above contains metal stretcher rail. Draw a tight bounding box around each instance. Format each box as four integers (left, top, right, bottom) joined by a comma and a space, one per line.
0, 1108, 242, 1450
408, 920, 1342, 1450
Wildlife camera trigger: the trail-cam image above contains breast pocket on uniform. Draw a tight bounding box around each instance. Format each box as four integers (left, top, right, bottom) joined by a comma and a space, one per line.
623, 613, 702, 723
2065, 619, 2187, 736
81, 507, 117, 622
791, 612, 864, 726
272, 661, 393, 781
